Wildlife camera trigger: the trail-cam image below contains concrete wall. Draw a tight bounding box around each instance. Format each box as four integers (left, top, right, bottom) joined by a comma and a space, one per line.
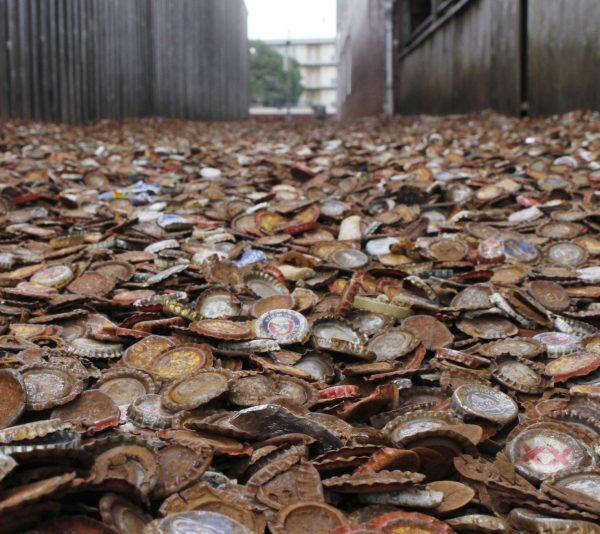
337, 0, 387, 120
0, 0, 249, 122
394, 0, 521, 116
527, 0, 600, 115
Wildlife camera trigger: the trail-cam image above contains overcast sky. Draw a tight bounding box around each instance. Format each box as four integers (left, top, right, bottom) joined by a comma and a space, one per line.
246, 0, 336, 40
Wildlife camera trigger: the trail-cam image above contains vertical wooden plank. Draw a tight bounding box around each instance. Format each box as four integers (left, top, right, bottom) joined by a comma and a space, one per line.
7, 0, 20, 118
169, 0, 176, 117
143, 0, 151, 116
67, 0, 75, 122
4, 0, 11, 118
71, 0, 79, 122
17, 0, 32, 118
101, 0, 109, 118
151, 0, 159, 115
190, 0, 197, 118
216, 0, 224, 119
118, 0, 126, 118
240, 0, 250, 118
28, 0, 39, 119
138, 0, 147, 117
489, 0, 520, 115
183, 0, 190, 119
57, 0, 67, 121
206, 0, 215, 120
102, 0, 110, 119
75, 0, 83, 122
80, 0, 89, 122
223, 0, 230, 119
48, 0, 59, 120
0, 0, 8, 119
192, 0, 201, 120
151, 0, 157, 116
126, 0, 133, 117
85, 0, 93, 120
144, 0, 151, 116
93, 0, 101, 119
97, 0, 104, 118
528, 0, 600, 114
65, 0, 73, 121
37, 0, 49, 121
117, 0, 123, 118
178, 0, 186, 119
166, 0, 174, 117
107, 0, 116, 118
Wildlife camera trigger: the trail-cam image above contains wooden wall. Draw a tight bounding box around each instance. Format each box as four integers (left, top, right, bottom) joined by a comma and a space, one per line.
337, 0, 387, 120
527, 0, 600, 115
0, 0, 249, 122
394, 0, 600, 116
394, 0, 522, 116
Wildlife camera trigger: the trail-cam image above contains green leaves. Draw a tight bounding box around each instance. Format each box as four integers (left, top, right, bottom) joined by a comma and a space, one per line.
250, 40, 303, 107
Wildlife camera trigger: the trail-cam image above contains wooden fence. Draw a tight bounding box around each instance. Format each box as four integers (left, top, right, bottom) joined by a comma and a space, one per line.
393, 0, 600, 116
0, 0, 249, 122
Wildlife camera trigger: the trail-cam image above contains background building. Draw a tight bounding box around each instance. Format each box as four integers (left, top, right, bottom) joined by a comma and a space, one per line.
265, 38, 338, 113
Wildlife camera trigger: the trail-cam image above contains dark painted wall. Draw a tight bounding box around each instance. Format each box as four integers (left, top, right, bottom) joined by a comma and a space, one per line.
337, 0, 387, 120
0, 0, 249, 122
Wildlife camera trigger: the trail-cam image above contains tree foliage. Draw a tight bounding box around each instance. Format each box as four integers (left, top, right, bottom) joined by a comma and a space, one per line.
250, 40, 303, 107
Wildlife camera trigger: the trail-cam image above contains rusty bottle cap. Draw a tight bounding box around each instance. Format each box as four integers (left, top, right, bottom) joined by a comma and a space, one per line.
492, 357, 550, 394
451, 384, 518, 426
255, 309, 309, 345
21, 363, 85, 411
0, 369, 26, 428
162, 370, 231, 411
51, 389, 120, 430
149, 344, 213, 381
506, 423, 595, 483
30, 265, 74, 288
533, 332, 581, 358
545, 352, 600, 382
96, 368, 156, 407
128, 394, 175, 429
149, 511, 251, 534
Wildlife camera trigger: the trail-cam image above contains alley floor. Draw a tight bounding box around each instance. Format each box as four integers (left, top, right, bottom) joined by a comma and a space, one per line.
0, 111, 598, 532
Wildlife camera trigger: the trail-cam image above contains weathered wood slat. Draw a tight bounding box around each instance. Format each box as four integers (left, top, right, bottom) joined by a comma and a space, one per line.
527, 0, 600, 114
0, 0, 250, 122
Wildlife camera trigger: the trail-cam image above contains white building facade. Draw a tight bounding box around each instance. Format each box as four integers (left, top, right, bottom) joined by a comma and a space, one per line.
264, 38, 337, 113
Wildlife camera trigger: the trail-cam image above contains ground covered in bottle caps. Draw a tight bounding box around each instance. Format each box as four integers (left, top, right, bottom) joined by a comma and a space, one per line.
0, 111, 598, 533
